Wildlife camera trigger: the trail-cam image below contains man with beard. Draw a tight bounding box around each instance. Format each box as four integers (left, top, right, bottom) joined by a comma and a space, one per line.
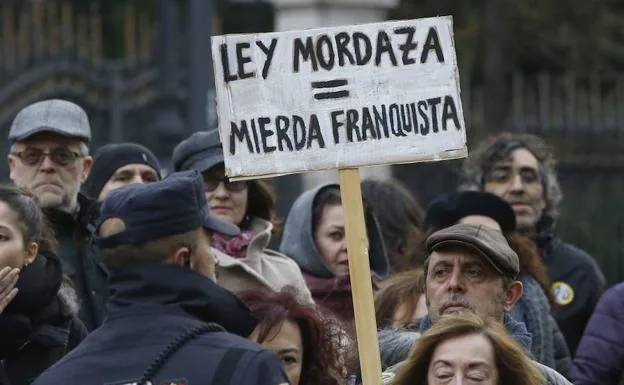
377, 223, 571, 385
7, 99, 107, 330
458, 133, 605, 355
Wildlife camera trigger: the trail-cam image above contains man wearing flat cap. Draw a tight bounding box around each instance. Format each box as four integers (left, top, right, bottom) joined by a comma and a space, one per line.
33, 170, 289, 385
378, 224, 572, 385
424, 191, 572, 377
7, 99, 107, 331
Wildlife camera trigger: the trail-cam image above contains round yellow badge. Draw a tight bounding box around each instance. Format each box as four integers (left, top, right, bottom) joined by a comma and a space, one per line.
551, 281, 575, 305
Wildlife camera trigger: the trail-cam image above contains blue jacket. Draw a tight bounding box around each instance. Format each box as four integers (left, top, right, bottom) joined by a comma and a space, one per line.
33, 264, 288, 385
572, 282, 624, 385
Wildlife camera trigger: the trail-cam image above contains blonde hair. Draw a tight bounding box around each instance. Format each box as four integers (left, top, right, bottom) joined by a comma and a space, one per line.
392, 313, 544, 385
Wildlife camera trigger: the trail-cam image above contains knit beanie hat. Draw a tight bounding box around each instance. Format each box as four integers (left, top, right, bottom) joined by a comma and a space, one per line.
84, 143, 161, 198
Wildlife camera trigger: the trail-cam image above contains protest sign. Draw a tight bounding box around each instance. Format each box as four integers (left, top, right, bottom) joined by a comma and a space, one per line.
211, 16, 467, 385
211, 16, 467, 180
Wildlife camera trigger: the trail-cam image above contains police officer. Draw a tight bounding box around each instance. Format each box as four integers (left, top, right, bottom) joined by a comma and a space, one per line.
33, 170, 289, 385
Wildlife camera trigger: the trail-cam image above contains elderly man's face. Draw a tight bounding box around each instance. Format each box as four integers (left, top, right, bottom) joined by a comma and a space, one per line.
483, 148, 545, 232
8, 133, 92, 213
425, 248, 522, 323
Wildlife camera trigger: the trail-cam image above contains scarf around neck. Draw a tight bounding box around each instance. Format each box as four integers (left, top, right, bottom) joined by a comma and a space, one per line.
212, 230, 255, 259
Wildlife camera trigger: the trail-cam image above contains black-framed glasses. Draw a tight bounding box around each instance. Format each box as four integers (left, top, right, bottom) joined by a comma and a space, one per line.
12, 147, 82, 167
203, 176, 248, 192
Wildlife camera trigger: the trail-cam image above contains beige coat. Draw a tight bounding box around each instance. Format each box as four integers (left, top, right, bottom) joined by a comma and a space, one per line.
214, 217, 314, 304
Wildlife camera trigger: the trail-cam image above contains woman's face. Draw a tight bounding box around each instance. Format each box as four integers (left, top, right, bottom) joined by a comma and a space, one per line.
250, 320, 304, 385
314, 204, 349, 277
392, 294, 428, 329
427, 333, 498, 385
0, 202, 37, 269
203, 164, 248, 227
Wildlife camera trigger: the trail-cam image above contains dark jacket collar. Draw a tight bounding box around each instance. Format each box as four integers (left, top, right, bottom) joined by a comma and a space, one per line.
106, 264, 257, 337
42, 193, 100, 236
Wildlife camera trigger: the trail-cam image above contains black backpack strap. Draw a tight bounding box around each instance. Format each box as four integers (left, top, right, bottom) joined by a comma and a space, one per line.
137, 322, 226, 385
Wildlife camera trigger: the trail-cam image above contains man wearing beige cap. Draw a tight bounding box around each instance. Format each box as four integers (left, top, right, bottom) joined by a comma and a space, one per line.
377, 224, 571, 385
6, 99, 107, 331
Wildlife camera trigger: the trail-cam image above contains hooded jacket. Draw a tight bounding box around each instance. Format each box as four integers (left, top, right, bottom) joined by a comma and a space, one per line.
279, 183, 389, 320
0, 255, 87, 385
279, 183, 389, 279
32, 264, 288, 385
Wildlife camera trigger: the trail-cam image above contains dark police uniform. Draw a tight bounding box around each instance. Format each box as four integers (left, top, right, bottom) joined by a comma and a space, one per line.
33, 171, 289, 385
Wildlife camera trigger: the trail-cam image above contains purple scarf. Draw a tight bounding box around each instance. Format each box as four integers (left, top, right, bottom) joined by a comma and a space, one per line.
212, 230, 255, 259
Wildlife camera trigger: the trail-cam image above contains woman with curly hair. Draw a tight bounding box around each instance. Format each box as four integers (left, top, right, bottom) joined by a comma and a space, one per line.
239, 287, 350, 385
391, 313, 544, 385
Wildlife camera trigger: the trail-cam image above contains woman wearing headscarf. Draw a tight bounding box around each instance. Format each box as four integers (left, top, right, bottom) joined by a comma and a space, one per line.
279, 183, 389, 323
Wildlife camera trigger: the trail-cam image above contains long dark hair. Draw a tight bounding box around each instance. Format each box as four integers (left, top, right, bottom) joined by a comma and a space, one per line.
361, 179, 426, 272
245, 179, 281, 235
239, 287, 349, 385
0, 184, 57, 259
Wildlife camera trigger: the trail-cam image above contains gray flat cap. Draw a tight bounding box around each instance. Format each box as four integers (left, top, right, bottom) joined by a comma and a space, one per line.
426, 223, 520, 277
172, 130, 224, 172
9, 99, 91, 143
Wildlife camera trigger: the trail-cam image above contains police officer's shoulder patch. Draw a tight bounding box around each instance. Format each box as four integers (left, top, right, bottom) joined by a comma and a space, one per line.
551, 281, 575, 305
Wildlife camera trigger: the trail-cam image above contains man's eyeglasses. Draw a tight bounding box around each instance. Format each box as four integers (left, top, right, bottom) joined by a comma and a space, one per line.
12, 147, 83, 167
203, 176, 248, 192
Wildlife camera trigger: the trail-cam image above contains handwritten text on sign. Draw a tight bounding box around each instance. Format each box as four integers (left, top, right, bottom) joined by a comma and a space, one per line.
211, 16, 467, 179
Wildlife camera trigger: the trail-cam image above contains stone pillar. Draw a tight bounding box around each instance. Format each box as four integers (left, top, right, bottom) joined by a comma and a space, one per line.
271, 0, 399, 190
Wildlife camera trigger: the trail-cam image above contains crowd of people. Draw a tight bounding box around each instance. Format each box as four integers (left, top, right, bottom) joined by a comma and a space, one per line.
0, 98, 621, 385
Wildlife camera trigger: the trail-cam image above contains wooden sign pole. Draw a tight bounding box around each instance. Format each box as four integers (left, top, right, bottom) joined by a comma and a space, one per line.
338, 168, 382, 385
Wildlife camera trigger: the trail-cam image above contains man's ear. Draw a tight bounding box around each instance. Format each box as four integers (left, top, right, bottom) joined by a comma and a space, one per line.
503, 280, 523, 312
8, 155, 17, 180
81, 156, 93, 183
171, 246, 191, 267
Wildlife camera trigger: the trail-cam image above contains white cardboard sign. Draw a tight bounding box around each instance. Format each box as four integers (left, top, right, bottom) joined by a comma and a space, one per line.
211, 16, 467, 179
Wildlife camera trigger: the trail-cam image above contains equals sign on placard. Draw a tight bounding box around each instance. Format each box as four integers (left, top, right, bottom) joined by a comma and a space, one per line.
311, 79, 350, 100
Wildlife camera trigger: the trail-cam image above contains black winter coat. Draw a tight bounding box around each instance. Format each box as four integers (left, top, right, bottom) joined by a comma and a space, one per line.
43, 194, 108, 331
0, 256, 87, 385
33, 264, 289, 385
